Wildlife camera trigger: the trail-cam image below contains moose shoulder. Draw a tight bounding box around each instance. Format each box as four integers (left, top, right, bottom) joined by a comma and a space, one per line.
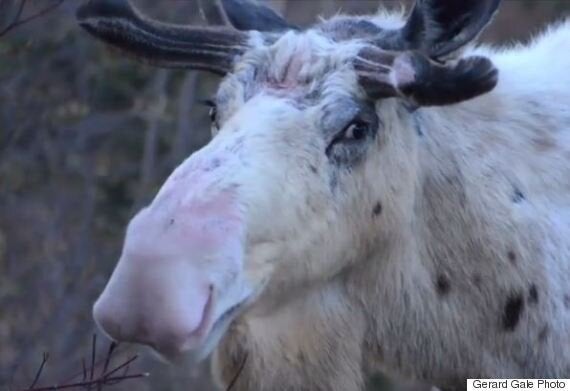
77, 0, 570, 389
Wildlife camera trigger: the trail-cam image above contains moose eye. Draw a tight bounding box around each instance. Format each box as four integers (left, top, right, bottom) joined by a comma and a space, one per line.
330, 119, 373, 147
202, 99, 219, 130
325, 111, 378, 166
342, 120, 370, 142
209, 105, 218, 124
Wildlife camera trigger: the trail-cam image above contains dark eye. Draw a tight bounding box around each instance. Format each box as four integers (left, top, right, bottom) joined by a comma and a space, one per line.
325, 116, 376, 164
209, 104, 218, 126
202, 99, 219, 129
342, 120, 369, 141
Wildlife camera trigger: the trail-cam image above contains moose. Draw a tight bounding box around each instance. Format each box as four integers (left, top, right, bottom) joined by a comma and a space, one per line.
77, 0, 570, 389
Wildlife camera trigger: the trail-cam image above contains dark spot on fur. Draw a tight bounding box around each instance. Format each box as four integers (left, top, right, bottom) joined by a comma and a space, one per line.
204, 158, 221, 172
564, 295, 570, 310
329, 172, 338, 191
169, 218, 175, 225
436, 274, 451, 296
528, 284, 539, 304
512, 187, 525, 203
538, 325, 550, 342
309, 165, 318, 174
473, 274, 482, 287
372, 202, 382, 216
502, 294, 524, 331
507, 251, 517, 264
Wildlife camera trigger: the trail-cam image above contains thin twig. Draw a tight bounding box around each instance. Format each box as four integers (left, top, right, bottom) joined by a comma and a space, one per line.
28, 353, 48, 389
101, 342, 117, 376
101, 356, 138, 380
12, 0, 28, 29
90, 334, 97, 382
0, 0, 64, 38
63, 344, 125, 384
14, 336, 147, 391
81, 359, 87, 382
16, 374, 149, 391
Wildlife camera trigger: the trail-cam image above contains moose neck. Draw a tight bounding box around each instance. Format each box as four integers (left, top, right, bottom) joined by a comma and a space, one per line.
214, 276, 369, 391
214, 39, 570, 389
349, 60, 570, 385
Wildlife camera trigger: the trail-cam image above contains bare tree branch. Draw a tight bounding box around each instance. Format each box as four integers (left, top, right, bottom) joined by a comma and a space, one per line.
13, 337, 148, 391
198, 0, 230, 25
28, 353, 48, 390
171, 72, 199, 164
0, 0, 64, 38
132, 70, 169, 211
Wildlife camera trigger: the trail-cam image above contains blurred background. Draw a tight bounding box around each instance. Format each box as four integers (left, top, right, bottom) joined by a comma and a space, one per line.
1, 1, 569, 390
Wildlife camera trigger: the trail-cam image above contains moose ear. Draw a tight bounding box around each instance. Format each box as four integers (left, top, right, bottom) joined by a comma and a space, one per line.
220, 0, 296, 32
402, 0, 501, 58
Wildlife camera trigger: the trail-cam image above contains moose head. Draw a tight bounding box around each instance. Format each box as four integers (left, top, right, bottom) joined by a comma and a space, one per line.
79, 0, 500, 366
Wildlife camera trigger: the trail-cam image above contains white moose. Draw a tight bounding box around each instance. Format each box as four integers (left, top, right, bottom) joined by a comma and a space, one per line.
77, 0, 570, 389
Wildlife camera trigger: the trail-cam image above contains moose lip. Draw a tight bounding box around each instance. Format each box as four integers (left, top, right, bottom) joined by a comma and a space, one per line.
152, 300, 245, 364
213, 302, 243, 331
179, 297, 246, 359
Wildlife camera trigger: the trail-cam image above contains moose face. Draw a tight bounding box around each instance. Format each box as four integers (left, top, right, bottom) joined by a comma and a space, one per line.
93, 34, 387, 361
81, 0, 500, 362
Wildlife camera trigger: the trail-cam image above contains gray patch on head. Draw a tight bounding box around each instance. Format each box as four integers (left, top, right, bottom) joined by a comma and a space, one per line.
412, 114, 424, 137
317, 17, 408, 52
318, 18, 384, 41
320, 96, 361, 137
321, 97, 379, 167
329, 171, 338, 192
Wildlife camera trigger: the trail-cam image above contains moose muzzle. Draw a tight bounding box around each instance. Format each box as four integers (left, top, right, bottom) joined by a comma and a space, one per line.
93, 142, 251, 360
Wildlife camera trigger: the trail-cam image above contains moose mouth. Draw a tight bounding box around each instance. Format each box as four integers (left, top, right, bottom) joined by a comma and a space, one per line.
152, 293, 249, 364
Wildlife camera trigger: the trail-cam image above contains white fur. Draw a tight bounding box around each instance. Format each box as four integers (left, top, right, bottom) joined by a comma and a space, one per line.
93, 6, 570, 391
210, 16, 570, 391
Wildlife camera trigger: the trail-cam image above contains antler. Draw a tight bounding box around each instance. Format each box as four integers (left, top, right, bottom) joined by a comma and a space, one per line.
76, 0, 254, 74
354, 46, 498, 107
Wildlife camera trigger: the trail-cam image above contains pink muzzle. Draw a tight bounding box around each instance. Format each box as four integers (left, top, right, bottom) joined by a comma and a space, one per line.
93, 150, 246, 357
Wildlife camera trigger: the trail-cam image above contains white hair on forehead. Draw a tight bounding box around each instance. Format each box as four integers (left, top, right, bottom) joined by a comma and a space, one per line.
266, 30, 364, 87
254, 5, 412, 88
368, 5, 408, 29
318, 4, 407, 30
233, 6, 413, 96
